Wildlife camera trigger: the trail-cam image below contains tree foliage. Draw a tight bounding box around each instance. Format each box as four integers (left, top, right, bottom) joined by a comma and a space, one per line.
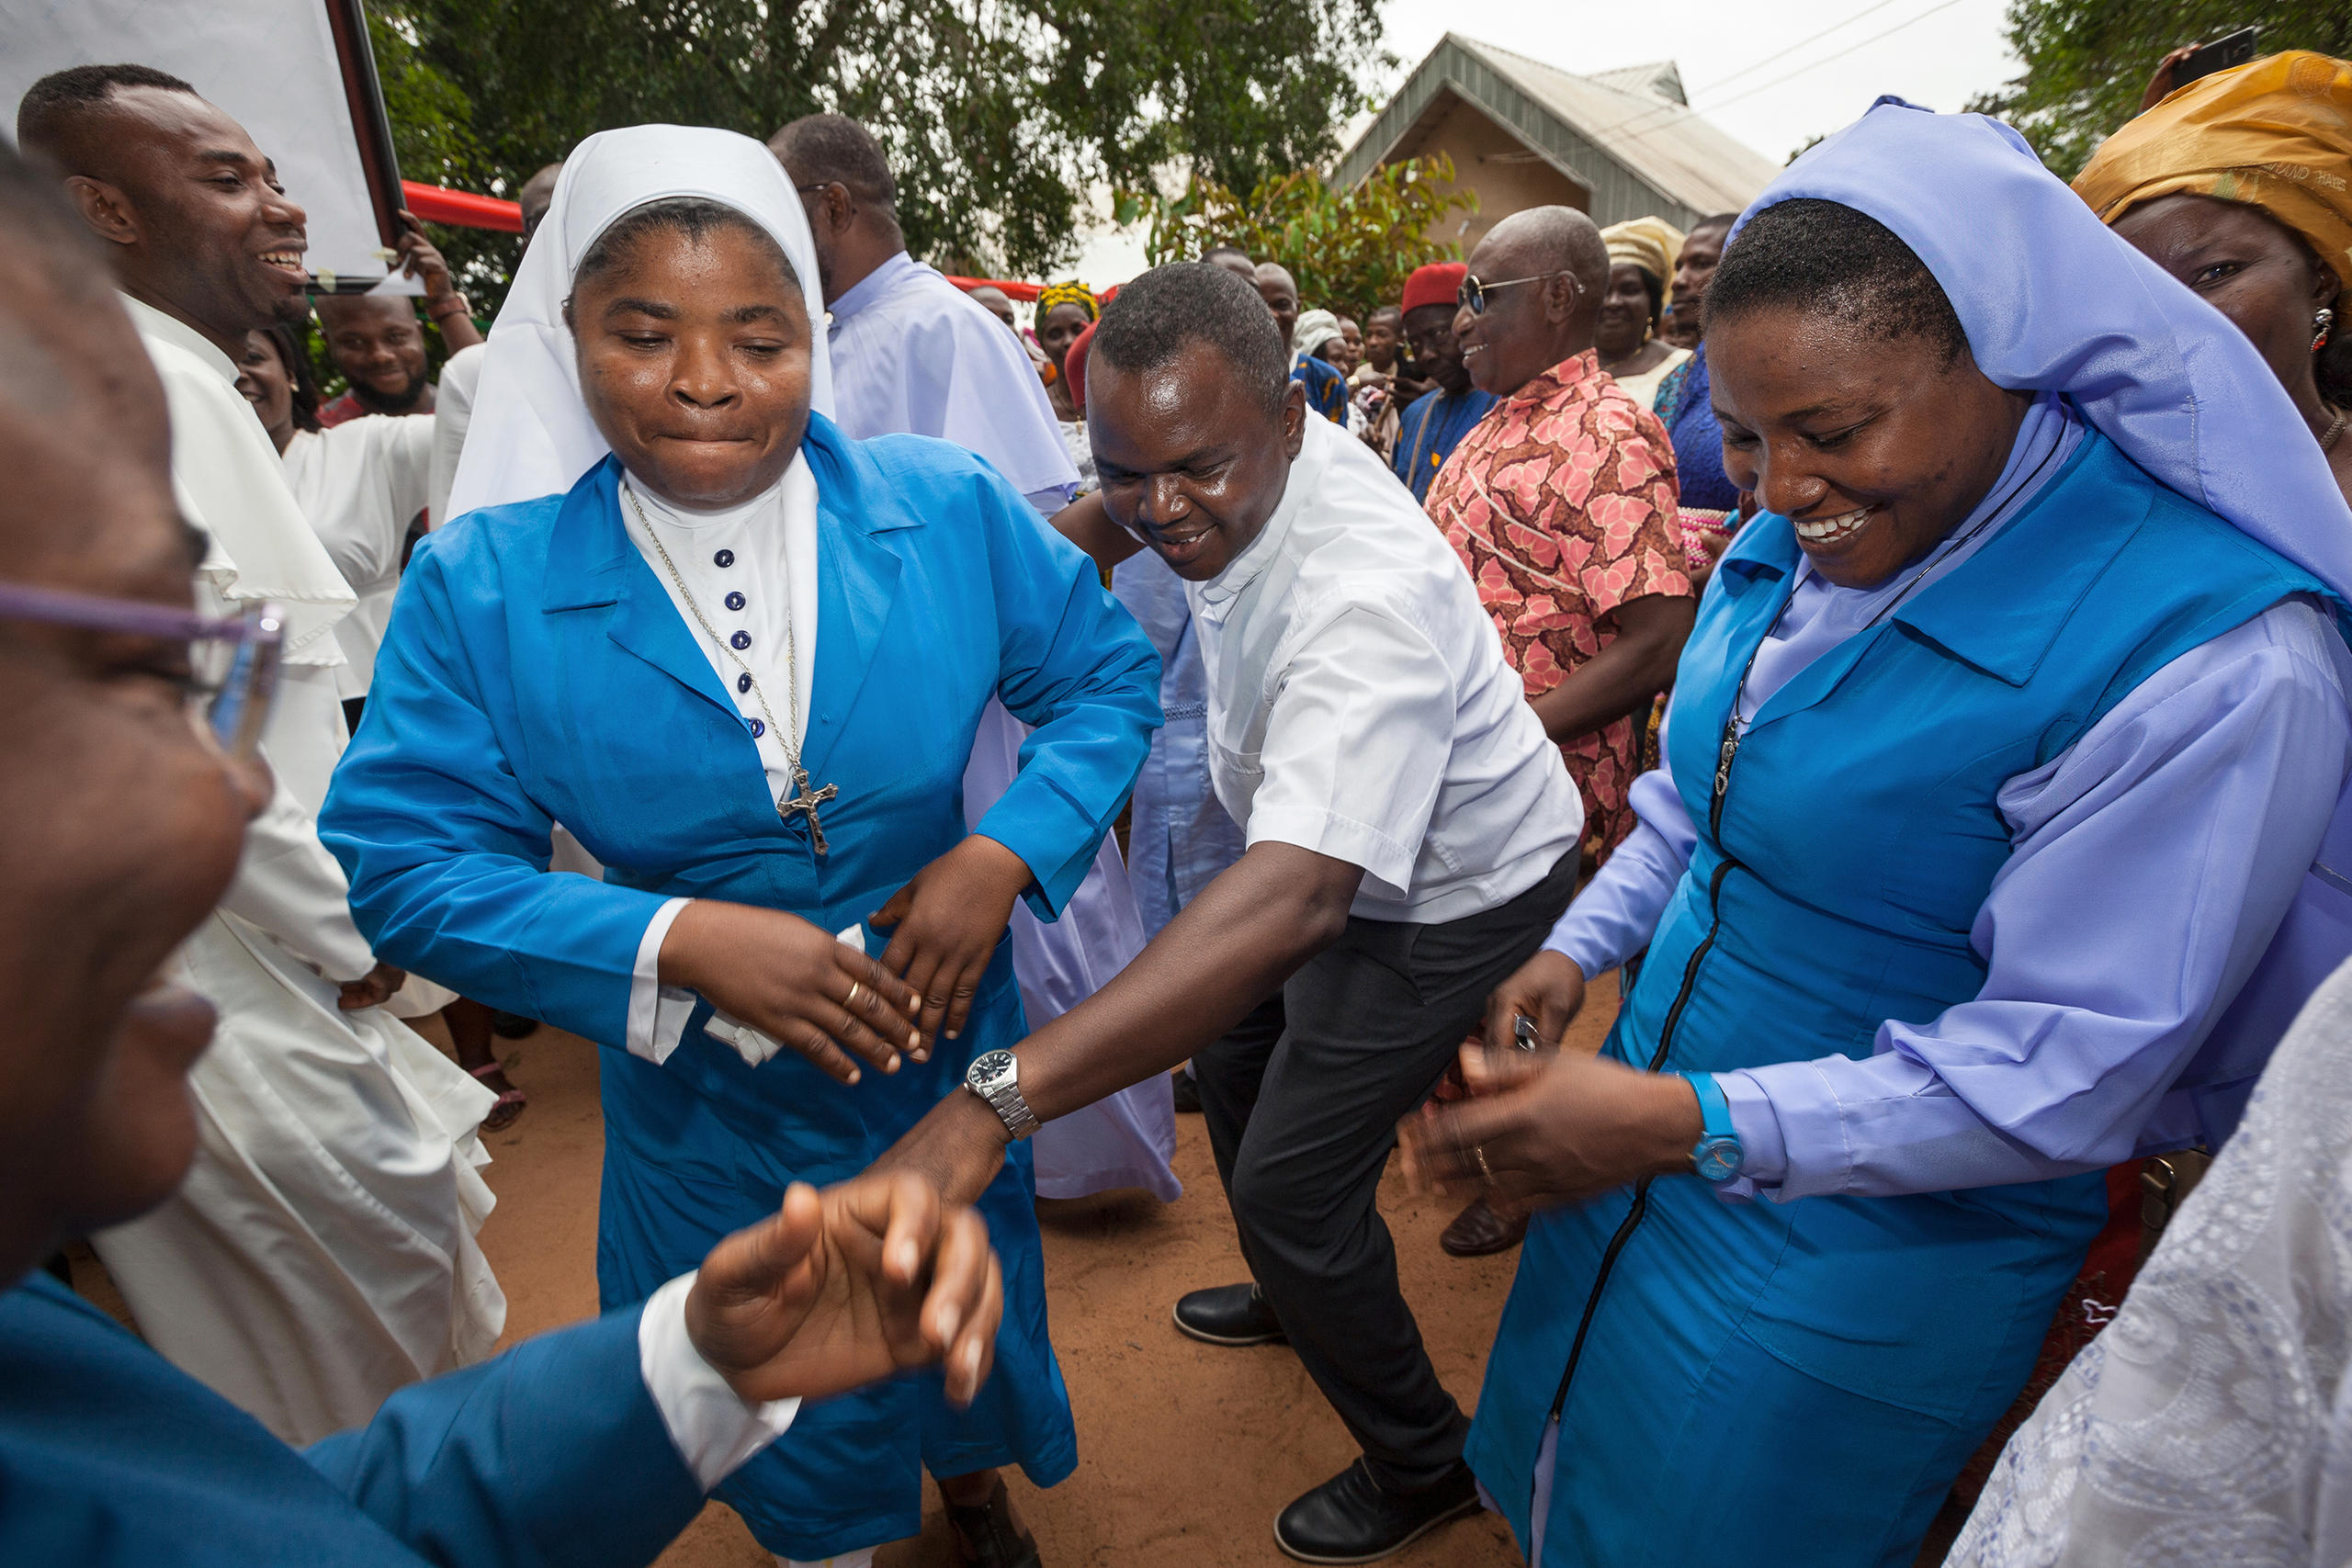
1131, 155, 1477, 322
1970, 1, 2352, 180
363, 0, 1387, 315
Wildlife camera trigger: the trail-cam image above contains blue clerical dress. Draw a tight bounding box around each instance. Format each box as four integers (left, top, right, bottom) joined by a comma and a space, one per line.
0, 1273, 699, 1568
1467, 434, 2335, 1566
322, 415, 1159, 1559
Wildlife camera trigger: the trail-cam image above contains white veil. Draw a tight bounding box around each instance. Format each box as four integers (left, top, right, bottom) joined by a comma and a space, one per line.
445, 125, 833, 520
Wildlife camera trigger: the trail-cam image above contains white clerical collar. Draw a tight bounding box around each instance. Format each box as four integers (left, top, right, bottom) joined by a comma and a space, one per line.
621, 472, 781, 533
118, 293, 238, 386
829, 251, 922, 327
1196, 416, 1326, 607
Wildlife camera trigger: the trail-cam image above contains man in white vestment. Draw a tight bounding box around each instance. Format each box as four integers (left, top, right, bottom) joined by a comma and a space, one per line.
771, 112, 1180, 1204
18, 62, 503, 1441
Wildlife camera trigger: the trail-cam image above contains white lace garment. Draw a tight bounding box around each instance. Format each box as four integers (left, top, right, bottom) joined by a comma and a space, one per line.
1950, 954, 2352, 1567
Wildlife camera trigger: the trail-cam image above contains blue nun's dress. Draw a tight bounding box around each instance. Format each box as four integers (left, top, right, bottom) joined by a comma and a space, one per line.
321, 412, 1160, 1559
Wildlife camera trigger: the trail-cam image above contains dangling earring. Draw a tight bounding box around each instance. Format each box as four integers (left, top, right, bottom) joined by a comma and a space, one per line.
2314, 306, 2335, 354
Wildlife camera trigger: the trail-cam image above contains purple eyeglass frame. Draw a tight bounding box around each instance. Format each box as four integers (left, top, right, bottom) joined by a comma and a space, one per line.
0, 579, 281, 644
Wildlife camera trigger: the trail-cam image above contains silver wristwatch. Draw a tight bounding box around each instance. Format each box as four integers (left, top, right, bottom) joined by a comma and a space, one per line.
964, 1049, 1038, 1141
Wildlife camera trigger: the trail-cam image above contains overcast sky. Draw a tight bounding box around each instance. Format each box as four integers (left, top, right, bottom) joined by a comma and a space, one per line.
1370, 0, 2024, 165
1065, 0, 2024, 286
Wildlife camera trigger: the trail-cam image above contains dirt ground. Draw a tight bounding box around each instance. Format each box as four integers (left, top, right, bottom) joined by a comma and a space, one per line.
444, 975, 1620, 1568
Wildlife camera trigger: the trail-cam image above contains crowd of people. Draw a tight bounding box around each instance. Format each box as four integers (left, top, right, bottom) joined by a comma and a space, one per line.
2, 38, 2350, 1568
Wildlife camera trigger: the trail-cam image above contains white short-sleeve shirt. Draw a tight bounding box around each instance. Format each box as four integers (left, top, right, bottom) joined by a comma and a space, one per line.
1187, 415, 1583, 922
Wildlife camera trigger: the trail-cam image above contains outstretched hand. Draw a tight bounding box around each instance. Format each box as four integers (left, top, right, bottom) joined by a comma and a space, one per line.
685, 1171, 1002, 1408
870, 835, 1035, 1045
1397, 1044, 1702, 1212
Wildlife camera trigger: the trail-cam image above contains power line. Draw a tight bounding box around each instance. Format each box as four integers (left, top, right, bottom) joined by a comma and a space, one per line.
1700, 0, 1976, 115
1688, 0, 1916, 102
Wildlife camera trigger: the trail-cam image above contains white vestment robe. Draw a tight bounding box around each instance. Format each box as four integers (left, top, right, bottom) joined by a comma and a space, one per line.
283, 414, 435, 700
97, 301, 503, 1443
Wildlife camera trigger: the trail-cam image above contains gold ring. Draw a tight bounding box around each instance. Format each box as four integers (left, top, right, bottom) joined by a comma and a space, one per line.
1474, 1145, 1496, 1185
845, 981, 864, 1010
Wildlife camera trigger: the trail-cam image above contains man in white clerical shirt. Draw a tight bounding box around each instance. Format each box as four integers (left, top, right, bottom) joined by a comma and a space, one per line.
17, 62, 503, 1444
769, 115, 1185, 1216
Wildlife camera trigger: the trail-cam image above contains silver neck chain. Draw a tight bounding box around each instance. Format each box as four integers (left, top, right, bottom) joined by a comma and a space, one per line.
624, 480, 806, 772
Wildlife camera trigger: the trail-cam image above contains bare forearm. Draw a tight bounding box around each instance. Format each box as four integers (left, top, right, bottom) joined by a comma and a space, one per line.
1528, 595, 1692, 745
1046, 491, 1143, 574
1016, 842, 1361, 1118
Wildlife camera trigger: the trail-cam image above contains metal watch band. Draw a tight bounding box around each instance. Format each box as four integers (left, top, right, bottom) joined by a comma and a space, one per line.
971, 1059, 1039, 1141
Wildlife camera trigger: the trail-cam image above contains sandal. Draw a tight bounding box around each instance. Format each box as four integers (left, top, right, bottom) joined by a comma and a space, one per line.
468, 1061, 527, 1132
944, 1477, 1042, 1568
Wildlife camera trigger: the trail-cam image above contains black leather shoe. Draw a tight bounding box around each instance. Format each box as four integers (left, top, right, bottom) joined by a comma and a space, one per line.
1172, 1281, 1286, 1346
1273, 1458, 1481, 1564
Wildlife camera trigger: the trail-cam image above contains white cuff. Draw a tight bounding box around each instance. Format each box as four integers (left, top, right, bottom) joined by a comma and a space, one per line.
638, 1271, 799, 1491
628, 897, 698, 1065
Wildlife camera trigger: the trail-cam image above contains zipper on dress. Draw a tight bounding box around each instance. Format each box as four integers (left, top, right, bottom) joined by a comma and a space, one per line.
1541, 840, 1738, 1434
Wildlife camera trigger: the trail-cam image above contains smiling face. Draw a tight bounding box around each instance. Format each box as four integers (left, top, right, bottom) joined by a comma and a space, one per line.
1596, 263, 1655, 359
568, 217, 813, 510
1401, 302, 1471, 397
80, 87, 311, 351
234, 330, 294, 443
1709, 303, 2030, 589
1087, 341, 1306, 581
1038, 300, 1092, 373
316, 294, 428, 412
2112, 193, 2340, 402
0, 211, 262, 1282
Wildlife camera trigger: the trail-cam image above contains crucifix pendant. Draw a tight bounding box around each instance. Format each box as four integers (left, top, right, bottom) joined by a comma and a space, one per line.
777, 765, 840, 855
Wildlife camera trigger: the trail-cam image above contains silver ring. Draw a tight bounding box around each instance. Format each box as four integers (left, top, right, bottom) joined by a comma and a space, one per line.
845, 981, 864, 1011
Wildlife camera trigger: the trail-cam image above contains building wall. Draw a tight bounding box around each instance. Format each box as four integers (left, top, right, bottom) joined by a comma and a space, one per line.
1400, 92, 1588, 253
1339, 37, 1711, 234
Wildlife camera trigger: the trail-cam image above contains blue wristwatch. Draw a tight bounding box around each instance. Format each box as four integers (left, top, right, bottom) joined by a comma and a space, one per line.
1679, 1072, 1744, 1182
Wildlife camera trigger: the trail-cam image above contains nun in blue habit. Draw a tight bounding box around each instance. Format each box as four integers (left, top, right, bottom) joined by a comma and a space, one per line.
1401, 101, 2352, 1565
319, 127, 1159, 1564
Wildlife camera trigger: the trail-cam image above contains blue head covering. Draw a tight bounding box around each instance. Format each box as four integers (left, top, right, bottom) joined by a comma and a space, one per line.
1733, 97, 2352, 604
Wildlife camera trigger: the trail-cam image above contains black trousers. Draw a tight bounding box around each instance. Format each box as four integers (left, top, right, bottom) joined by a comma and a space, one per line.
1193, 852, 1577, 1493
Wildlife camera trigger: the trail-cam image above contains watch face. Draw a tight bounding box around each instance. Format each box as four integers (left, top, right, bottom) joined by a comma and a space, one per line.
1695, 1137, 1743, 1183
967, 1049, 1015, 1088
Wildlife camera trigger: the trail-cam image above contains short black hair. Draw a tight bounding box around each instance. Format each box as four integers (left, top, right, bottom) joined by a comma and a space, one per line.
1201, 243, 1252, 266
1093, 262, 1287, 418
1705, 198, 1968, 365
1366, 303, 1401, 326
571, 197, 800, 298
1692, 211, 1740, 238
767, 113, 897, 216
17, 63, 196, 160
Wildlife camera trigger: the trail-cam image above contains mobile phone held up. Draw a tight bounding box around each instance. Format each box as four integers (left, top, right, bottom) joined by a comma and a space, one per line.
2176, 27, 2258, 88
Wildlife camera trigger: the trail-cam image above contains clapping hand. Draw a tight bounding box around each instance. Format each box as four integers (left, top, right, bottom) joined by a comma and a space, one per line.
869, 835, 1035, 1046
686, 1170, 1002, 1408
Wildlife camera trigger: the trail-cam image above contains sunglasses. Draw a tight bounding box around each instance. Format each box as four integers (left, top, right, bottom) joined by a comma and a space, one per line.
1457, 270, 1575, 316
0, 581, 285, 764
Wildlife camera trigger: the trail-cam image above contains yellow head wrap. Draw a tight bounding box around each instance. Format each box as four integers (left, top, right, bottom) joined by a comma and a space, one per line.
1600, 216, 1685, 284
1035, 280, 1100, 321
2075, 51, 2352, 283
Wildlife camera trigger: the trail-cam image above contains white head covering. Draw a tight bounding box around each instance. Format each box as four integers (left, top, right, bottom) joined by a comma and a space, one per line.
446, 125, 833, 520
1291, 308, 1344, 359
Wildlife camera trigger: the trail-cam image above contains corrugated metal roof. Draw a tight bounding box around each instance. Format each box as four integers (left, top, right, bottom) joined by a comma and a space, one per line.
1585, 60, 1687, 107
1337, 35, 1780, 228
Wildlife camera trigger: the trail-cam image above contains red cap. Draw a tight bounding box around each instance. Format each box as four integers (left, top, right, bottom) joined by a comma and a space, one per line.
1401, 261, 1466, 315
1065, 319, 1099, 410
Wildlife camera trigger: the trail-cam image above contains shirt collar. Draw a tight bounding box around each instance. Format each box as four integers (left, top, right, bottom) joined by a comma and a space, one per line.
1502, 348, 1599, 410
1197, 419, 1329, 608
119, 292, 237, 386
829, 250, 921, 327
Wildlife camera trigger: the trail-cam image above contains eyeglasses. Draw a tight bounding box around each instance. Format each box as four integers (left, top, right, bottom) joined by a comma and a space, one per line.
0, 581, 284, 764
1457, 270, 1575, 316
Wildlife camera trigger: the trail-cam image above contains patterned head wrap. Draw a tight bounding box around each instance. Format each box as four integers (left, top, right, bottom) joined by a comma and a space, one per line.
1035, 279, 1100, 321
2074, 51, 2352, 288
1600, 216, 1685, 284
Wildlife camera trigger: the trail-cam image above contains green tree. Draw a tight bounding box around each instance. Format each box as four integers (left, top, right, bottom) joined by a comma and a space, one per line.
1970, 3, 2352, 180
363, 0, 1386, 318
1132, 155, 1476, 322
